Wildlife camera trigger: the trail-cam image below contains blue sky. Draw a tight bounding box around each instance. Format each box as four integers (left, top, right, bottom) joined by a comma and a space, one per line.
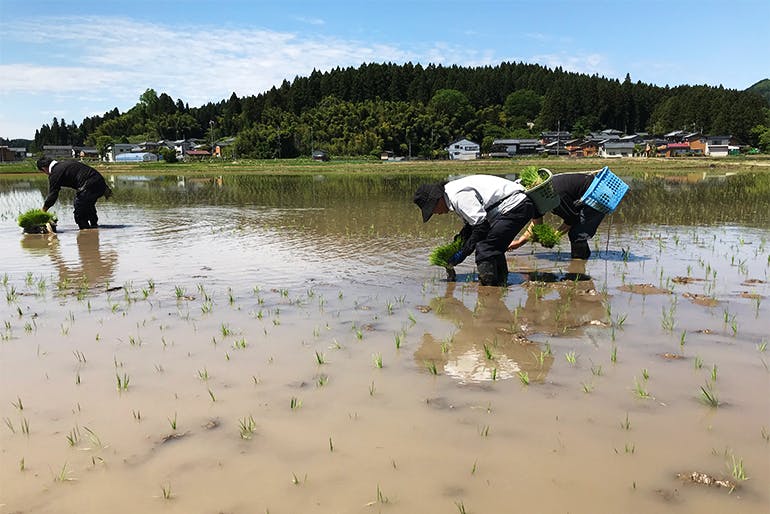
1, 0, 768, 140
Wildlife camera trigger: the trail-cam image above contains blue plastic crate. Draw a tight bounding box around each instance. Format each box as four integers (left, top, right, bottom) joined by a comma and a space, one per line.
579, 166, 629, 214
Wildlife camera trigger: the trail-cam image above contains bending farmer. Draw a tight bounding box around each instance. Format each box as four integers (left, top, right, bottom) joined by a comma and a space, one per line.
37, 158, 112, 230
414, 174, 535, 287
508, 171, 604, 259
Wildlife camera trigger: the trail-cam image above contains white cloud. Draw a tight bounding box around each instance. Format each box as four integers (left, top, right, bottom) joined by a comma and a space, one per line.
529, 52, 613, 78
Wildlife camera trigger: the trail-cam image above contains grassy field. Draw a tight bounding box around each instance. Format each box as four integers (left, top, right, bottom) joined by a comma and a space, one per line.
2, 155, 769, 177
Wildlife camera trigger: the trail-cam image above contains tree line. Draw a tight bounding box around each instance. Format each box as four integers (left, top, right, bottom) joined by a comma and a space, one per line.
31, 62, 770, 158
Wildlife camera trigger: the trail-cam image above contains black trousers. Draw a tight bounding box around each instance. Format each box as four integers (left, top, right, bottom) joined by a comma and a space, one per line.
567, 205, 605, 259
475, 198, 535, 286
73, 182, 107, 229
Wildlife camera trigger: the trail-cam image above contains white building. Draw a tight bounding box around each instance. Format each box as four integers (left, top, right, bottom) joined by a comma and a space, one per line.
446, 139, 480, 160
106, 144, 135, 162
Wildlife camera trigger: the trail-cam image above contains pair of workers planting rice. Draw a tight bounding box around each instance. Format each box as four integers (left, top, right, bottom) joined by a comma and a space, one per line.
414, 166, 627, 287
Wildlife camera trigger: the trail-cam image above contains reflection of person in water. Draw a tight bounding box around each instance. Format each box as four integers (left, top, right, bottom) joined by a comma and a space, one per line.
519, 260, 607, 334
20, 230, 117, 287
414, 282, 554, 384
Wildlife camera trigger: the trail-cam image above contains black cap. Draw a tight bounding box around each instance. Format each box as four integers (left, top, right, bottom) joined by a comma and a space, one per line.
36, 157, 52, 171
413, 183, 445, 222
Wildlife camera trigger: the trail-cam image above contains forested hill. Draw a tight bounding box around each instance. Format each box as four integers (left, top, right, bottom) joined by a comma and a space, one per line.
32, 62, 770, 158
748, 79, 770, 104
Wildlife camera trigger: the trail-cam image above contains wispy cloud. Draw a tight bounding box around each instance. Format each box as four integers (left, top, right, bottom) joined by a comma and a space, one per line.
1, 16, 412, 105
529, 52, 613, 78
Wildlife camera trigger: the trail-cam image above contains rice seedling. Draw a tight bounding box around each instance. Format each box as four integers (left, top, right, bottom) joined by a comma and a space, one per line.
611, 346, 618, 363
491, 367, 498, 380
315, 351, 326, 365
394, 333, 402, 349
641, 368, 650, 381
456, 501, 468, 514
694, 355, 703, 369
761, 426, 769, 443
53, 462, 74, 482
530, 223, 561, 248
711, 364, 718, 381
369, 381, 376, 396
699, 383, 719, 407
620, 413, 631, 430
582, 382, 594, 393
168, 412, 178, 431
116, 373, 130, 392
17, 209, 57, 231
565, 351, 578, 366
633, 379, 651, 399
730, 455, 748, 482
4, 417, 15, 433
198, 368, 209, 381
238, 415, 256, 439
132, 410, 141, 421
232, 337, 247, 349
375, 484, 389, 504
373, 353, 383, 368
429, 238, 463, 268
329, 437, 334, 452
518, 166, 543, 188
220, 323, 232, 336
590, 364, 603, 376
425, 361, 438, 375
290, 397, 302, 410
19, 457, 25, 471
483, 343, 494, 360
518, 371, 530, 385
208, 388, 216, 402
11, 397, 23, 411
479, 425, 490, 437
66, 425, 80, 446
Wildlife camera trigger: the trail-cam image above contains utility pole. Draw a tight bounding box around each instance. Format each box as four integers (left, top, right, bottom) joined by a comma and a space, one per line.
556, 120, 560, 156
209, 120, 215, 158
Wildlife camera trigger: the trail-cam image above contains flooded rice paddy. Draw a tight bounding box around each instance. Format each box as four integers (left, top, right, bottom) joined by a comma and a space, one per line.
1, 171, 768, 513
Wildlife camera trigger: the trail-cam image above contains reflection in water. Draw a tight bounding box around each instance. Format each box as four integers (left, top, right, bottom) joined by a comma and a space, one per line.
415, 283, 554, 383
20, 230, 117, 288
519, 260, 608, 335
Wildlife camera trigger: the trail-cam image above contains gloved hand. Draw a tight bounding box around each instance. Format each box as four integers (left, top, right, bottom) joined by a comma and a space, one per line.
448, 251, 464, 266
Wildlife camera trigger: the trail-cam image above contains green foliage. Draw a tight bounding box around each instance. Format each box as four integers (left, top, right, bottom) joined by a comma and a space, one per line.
29, 63, 768, 157
530, 223, 561, 248
429, 238, 463, 267
158, 147, 177, 163
18, 209, 56, 229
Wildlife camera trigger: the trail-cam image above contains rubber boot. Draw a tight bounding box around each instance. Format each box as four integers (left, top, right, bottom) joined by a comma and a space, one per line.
571, 239, 591, 260
495, 254, 509, 286
476, 259, 500, 286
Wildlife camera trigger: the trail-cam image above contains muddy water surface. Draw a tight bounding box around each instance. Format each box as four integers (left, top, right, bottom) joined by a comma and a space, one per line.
1, 172, 768, 513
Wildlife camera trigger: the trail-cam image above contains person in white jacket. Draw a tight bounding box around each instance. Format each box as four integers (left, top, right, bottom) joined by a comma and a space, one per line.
414, 174, 535, 286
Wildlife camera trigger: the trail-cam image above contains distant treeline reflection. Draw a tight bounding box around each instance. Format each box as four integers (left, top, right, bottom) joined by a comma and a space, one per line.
3, 172, 769, 227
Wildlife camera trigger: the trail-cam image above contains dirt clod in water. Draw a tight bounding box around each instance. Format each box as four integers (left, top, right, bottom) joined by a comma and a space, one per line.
672, 276, 704, 284
677, 471, 736, 491
415, 305, 432, 313
683, 292, 720, 307
618, 283, 671, 295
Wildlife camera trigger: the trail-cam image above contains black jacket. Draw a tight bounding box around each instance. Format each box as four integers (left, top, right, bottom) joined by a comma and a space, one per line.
550, 173, 594, 225
44, 161, 107, 210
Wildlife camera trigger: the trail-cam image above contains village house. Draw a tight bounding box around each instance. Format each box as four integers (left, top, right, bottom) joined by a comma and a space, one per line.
42, 145, 74, 160
446, 138, 480, 160
599, 141, 634, 158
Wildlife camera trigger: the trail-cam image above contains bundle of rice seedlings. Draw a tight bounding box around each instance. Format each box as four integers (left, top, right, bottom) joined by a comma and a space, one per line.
530, 223, 561, 248
18, 209, 57, 231
519, 166, 544, 189
429, 238, 463, 267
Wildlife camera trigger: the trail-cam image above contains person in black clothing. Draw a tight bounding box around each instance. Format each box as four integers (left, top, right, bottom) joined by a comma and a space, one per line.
36, 157, 112, 230
507, 171, 603, 259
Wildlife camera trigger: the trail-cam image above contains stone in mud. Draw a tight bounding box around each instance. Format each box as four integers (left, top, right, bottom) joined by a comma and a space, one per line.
618, 283, 671, 295
677, 471, 736, 491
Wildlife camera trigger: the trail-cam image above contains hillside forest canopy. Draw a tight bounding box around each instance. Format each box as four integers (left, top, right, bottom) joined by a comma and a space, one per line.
27, 62, 770, 158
